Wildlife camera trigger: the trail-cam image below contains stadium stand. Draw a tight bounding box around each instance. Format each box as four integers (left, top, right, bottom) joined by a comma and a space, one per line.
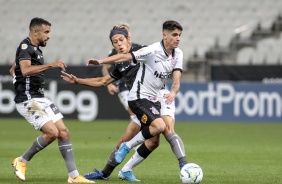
0, 0, 281, 80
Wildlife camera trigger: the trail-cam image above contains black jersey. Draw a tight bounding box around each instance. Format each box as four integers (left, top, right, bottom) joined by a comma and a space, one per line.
108, 43, 146, 92
13, 37, 45, 103
109, 43, 146, 91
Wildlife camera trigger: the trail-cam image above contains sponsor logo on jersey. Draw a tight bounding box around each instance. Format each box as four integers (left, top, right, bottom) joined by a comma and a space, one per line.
154, 71, 171, 79
141, 114, 148, 124
21, 44, 28, 50
135, 51, 152, 59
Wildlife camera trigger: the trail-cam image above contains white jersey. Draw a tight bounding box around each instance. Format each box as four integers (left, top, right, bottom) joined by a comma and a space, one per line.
128, 40, 183, 102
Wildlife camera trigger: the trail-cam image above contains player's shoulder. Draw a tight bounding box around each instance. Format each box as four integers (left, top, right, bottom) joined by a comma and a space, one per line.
18, 37, 34, 51
174, 47, 183, 55
108, 48, 117, 57
131, 43, 147, 51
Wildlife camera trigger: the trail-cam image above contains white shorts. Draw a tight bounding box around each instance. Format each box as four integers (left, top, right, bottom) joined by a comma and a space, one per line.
16, 97, 63, 131
118, 90, 129, 110
158, 89, 175, 120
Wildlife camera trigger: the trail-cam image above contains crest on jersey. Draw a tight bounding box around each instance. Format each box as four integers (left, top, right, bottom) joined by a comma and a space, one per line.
141, 114, 148, 124
21, 44, 27, 50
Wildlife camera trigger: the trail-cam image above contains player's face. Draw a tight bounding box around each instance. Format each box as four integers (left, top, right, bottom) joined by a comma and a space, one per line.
163, 29, 182, 49
36, 24, 51, 47
111, 34, 130, 54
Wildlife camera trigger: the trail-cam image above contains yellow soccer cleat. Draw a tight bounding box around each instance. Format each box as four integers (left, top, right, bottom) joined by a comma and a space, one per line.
68, 175, 95, 183
12, 157, 26, 181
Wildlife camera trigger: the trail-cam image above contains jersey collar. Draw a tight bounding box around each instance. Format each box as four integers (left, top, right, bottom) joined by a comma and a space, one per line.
160, 40, 175, 58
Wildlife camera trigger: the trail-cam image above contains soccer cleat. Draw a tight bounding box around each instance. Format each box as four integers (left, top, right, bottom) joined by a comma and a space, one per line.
115, 143, 130, 163
118, 170, 140, 182
12, 157, 26, 181
67, 175, 95, 183
84, 169, 110, 180
180, 163, 187, 170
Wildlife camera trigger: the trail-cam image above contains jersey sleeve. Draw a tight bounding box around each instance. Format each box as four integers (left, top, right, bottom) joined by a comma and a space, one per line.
131, 45, 153, 64
18, 43, 33, 61
109, 67, 122, 80
173, 49, 184, 72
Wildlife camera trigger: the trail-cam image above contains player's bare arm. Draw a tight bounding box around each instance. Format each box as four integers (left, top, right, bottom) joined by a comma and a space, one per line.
164, 70, 181, 104
9, 62, 16, 76
61, 71, 115, 87
19, 59, 66, 77
101, 65, 119, 95
86, 53, 133, 65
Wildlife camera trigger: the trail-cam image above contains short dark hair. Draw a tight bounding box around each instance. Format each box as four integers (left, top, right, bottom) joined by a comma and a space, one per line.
29, 17, 51, 31
163, 20, 183, 31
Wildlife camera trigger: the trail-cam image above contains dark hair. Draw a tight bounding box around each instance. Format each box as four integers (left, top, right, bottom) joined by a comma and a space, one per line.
109, 26, 129, 42
29, 17, 51, 31
163, 20, 183, 31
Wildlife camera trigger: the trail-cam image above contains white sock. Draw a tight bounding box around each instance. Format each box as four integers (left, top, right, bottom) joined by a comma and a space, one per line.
122, 151, 144, 172
125, 131, 145, 148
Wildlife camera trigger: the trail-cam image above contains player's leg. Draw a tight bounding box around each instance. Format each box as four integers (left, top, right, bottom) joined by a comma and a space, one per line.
40, 97, 93, 183
84, 117, 141, 180
12, 98, 60, 181
162, 115, 187, 169
101, 119, 141, 177
115, 99, 166, 163
118, 135, 160, 181
159, 89, 188, 169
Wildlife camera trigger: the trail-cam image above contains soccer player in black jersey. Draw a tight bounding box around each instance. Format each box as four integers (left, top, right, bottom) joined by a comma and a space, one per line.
10, 17, 94, 183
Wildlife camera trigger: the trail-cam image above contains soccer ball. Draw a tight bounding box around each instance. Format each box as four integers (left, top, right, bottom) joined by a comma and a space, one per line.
180, 163, 203, 184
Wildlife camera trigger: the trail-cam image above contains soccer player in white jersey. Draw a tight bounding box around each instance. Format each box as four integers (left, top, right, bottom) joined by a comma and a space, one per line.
86, 20, 187, 180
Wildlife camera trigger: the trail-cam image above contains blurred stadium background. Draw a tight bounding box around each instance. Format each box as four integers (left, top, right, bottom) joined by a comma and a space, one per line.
0, 0, 282, 122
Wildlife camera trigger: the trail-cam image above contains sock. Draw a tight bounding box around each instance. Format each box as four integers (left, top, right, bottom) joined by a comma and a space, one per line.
126, 126, 153, 148
165, 133, 187, 165
122, 143, 151, 172
58, 140, 79, 178
102, 146, 119, 177
21, 135, 49, 162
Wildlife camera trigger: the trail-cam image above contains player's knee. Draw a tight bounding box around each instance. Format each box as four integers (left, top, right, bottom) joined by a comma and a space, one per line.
58, 127, 70, 140
44, 128, 59, 142
164, 125, 175, 135
151, 119, 166, 133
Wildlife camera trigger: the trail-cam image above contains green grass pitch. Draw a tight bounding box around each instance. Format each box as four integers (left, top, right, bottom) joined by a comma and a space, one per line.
0, 118, 281, 184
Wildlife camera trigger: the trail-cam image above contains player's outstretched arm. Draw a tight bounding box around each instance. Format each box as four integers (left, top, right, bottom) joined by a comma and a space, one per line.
20, 59, 67, 77
86, 53, 133, 65
61, 71, 116, 87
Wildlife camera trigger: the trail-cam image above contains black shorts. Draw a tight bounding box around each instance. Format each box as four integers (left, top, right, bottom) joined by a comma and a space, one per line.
128, 99, 161, 127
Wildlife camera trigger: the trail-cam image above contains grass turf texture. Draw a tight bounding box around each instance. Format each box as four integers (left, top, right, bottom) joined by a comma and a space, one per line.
0, 118, 281, 184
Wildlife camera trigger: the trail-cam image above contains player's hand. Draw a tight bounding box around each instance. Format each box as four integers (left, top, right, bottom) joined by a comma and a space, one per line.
51, 60, 67, 71
86, 58, 101, 65
107, 83, 118, 95
164, 92, 176, 104
61, 71, 78, 84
